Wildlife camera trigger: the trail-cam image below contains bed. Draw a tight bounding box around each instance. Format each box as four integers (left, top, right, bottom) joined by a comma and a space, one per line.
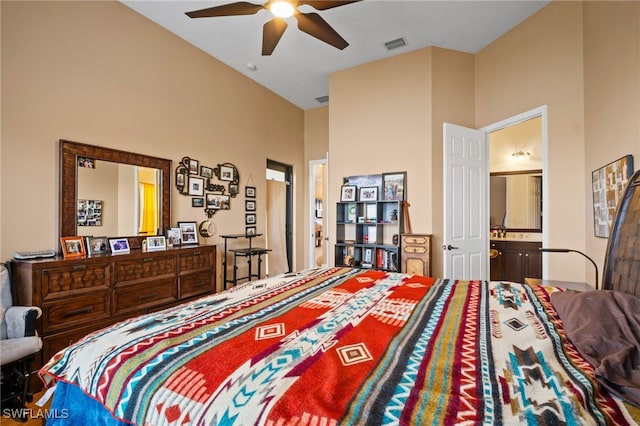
39, 174, 640, 425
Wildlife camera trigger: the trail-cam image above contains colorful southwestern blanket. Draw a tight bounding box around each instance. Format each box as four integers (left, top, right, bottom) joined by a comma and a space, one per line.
40, 267, 636, 425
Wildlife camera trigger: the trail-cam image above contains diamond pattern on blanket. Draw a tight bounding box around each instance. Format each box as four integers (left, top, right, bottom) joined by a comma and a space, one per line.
336, 343, 373, 366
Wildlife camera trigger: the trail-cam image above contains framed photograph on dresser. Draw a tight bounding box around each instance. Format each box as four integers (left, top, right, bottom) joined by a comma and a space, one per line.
60, 236, 86, 258
178, 221, 199, 245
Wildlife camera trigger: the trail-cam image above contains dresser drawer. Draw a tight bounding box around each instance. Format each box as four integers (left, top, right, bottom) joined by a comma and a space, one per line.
113, 278, 177, 315
43, 292, 110, 333
41, 262, 111, 301
400, 234, 432, 277
179, 271, 215, 299
114, 255, 176, 284
178, 249, 213, 274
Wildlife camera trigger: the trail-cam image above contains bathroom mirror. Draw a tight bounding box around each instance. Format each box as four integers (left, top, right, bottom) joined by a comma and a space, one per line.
490, 170, 542, 231
59, 140, 171, 242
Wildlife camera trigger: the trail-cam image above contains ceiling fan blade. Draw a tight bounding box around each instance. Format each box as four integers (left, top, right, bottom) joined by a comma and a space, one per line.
186, 2, 264, 18
262, 19, 288, 55
296, 12, 348, 50
297, 1, 360, 11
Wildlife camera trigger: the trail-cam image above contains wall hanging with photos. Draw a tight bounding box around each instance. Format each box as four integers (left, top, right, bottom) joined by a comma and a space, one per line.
175, 156, 240, 218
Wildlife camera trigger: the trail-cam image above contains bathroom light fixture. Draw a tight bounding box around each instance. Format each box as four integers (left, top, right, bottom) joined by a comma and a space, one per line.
269, 1, 295, 18
539, 248, 599, 289
512, 150, 530, 160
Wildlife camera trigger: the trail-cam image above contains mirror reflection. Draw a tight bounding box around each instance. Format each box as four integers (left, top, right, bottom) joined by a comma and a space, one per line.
490, 171, 542, 230
77, 160, 162, 237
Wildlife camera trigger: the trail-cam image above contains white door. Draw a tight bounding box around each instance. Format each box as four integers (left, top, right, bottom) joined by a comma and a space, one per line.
443, 123, 488, 280
309, 159, 329, 268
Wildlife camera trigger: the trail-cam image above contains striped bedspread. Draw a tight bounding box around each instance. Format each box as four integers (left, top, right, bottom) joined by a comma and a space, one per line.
40, 267, 636, 425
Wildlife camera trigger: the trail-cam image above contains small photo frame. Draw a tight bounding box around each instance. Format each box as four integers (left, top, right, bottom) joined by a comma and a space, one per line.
188, 176, 205, 196
229, 183, 239, 197
61, 236, 86, 258
245, 200, 256, 211
206, 193, 230, 210
188, 158, 199, 174
246, 226, 256, 236
200, 166, 213, 178
109, 238, 130, 255
220, 165, 234, 182
359, 186, 378, 202
245, 186, 256, 198
245, 213, 256, 225
146, 236, 167, 252
382, 172, 406, 201
178, 221, 199, 245
85, 236, 109, 255
192, 197, 204, 208
166, 228, 181, 246
340, 185, 357, 202
78, 157, 95, 168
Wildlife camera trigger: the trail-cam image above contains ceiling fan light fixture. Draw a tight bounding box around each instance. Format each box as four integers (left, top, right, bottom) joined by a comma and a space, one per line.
270, 1, 295, 18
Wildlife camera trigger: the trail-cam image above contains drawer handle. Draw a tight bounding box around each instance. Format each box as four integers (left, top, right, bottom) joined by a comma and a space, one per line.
192, 281, 206, 288
73, 265, 87, 271
143, 258, 154, 262
137, 293, 157, 301
193, 251, 202, 256
64, 307, 93, 317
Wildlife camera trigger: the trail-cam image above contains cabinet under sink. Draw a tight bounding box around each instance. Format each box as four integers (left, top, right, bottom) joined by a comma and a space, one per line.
490, 240, 542, 284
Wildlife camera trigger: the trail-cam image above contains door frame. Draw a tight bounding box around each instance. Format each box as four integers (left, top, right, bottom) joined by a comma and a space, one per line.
267, 159, 294, 273
480, 105, 548, 277
308, 158, 329, 268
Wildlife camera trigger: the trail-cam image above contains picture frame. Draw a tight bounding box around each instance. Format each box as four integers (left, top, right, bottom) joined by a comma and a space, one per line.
592, 154, 634, 238
359, 186, 378, 202
206, 193, 230, 210
78, 157, 95, 169
192, 197, 204, 208
220, 165, 234, 182
85, 236, 109, 255
246, 226, 256, 236
245, 213, 256, 225
109, 238, 130, 255
200, 166, 213, 178
188, 158, 199, 174
245, 200, 256, 211
382, 172, 406, 201
146, 235, 167, 252
60, 236, 86, 258
178, 221, 199, 245
166, 227, 181, 246
188, 176, 205, 196
229, 183, 239, 197
245, 186, 256, 198
340, 185, 357, 202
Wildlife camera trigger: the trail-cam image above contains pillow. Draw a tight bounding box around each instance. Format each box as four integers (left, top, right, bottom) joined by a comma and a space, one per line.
550, 290, 640, 407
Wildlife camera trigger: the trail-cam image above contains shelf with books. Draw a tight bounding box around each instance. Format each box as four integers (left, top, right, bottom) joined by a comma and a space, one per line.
335, 189, 404, 271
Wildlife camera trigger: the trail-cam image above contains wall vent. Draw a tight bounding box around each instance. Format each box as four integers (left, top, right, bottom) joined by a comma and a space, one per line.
384, 37, 407, 51
315, 95, 329, 104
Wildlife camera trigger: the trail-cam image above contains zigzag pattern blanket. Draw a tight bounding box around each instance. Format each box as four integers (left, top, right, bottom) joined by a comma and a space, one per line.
40, 267, 636, 425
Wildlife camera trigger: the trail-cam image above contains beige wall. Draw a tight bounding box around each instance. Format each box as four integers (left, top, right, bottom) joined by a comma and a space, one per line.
475, 1, 589, 283
1, 1, 305, 286
583, 1, 640, 283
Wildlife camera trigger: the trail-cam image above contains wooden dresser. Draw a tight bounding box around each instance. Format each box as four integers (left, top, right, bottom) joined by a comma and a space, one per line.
11, 244, 216, 369
400, 234, 432, 277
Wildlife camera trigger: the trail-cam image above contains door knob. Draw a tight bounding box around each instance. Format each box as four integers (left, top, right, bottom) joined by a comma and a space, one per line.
443, 244, 459, 251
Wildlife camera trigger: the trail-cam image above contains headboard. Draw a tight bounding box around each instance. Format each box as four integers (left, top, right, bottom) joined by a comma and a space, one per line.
602, 169, 640, 297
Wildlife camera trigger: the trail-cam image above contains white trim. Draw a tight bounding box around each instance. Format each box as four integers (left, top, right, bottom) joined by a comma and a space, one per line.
308, 158, 328, 268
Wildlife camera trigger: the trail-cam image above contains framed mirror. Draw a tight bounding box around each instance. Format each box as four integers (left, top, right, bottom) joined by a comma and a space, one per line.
59, 140, 171, 245
490, 169, 542, 231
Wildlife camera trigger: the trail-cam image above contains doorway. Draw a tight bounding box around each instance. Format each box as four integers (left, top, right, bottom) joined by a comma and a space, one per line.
266, 159, 293, 276
443, 106, 548, 279
309, 159, 328, 267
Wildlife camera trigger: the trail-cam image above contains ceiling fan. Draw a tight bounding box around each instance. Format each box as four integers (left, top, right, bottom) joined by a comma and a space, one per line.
185, 1, 360, 56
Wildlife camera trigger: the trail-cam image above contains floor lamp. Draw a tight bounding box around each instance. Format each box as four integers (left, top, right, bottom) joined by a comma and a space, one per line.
539, 248, 599, 290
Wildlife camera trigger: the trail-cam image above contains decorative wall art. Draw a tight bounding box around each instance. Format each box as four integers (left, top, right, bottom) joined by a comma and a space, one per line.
592, 155, 634, 238
77, 199, 103, 227
382, 172, 406, 201
175, 156, 241, 218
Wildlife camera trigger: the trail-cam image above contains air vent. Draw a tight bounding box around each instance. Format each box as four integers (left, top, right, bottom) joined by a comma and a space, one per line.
315, 95, 329, 104
384, 37, 407, 51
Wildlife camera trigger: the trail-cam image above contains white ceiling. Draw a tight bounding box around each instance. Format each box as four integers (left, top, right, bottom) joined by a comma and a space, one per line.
121, 0, 549, 110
